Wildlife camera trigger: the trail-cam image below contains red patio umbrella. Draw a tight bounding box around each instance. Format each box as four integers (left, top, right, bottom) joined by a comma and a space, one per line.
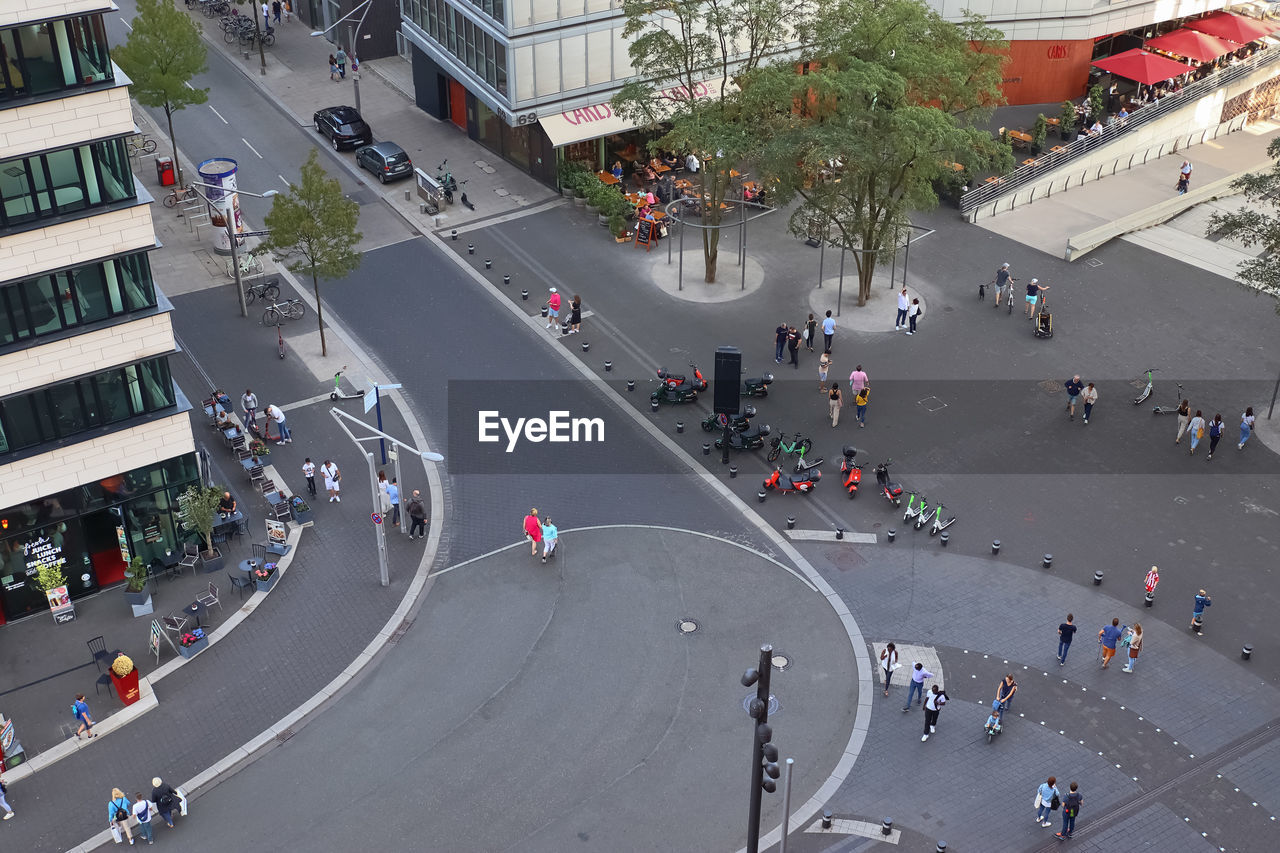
1145, 28, 1239, 63
1185, 11, 1275, 44
1091, 48, 1192, 85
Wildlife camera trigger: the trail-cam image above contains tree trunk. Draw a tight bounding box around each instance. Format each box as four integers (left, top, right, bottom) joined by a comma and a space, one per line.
858, 260, 874, 306
312, 271, 327, 356
703, 228, 719, 283
254, 12, 267, 75
165, 104, 182, 188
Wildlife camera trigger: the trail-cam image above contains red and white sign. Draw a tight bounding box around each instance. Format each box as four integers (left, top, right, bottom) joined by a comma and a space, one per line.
540, 78, 733, 147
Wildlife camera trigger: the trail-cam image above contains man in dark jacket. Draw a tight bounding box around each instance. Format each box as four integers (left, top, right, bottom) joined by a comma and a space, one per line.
150, 777, 179, 828
407, 490, 427, 540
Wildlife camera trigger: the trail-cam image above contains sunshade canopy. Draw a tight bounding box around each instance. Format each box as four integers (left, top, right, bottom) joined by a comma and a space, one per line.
1185, 11, 1274, 44
1091, 48, 1192, 85
1145, 28, 1239, 63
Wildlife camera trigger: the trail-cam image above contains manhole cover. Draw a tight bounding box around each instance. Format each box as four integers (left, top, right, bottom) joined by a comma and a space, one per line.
917, 396, 946, 412
1086, 257, 1103, 268
742, 693, 780, 715
1037, 379, 1062, 394
771, 652, 792, 671
676, 618, 699, 634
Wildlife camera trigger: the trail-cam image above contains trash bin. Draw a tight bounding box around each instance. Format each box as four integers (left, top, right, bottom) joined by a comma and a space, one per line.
156, 156, 176, 187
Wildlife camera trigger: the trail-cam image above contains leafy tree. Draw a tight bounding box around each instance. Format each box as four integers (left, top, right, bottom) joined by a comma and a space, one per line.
111, 0, 208, 188
613, 0, 810, 283
748, 0, 1010, 306
259, 150, 361, 356
1206, 136, 1280, 310
178, 484, 224, 558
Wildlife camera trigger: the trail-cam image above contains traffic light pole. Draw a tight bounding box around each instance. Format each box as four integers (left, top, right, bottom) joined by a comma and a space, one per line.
746, 643, 772, 853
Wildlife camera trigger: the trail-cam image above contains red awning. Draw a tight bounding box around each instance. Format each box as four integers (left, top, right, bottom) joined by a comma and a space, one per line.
1091, 48, 1192, 85
1185, 11, 1275, 44
1145, 28, 1239, 63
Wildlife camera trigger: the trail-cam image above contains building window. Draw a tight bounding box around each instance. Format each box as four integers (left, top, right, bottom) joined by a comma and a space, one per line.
0, 355, 176, 455
0, 251, 157, 346
0, 14, 114, 102
0, 137, 134, 228
410, 0, 509, 96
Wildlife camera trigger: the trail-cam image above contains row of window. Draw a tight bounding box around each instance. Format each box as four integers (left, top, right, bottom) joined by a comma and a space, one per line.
407, 0, 505, 28
0, 137, 134, 229
409, 0, 509, 95
0, 252, 157, 348
0, 356, 176, 456
0, 15, 113, 102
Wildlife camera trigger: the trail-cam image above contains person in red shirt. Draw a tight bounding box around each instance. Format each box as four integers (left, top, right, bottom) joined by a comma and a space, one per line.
546, 288, 561, 331
522, 508, 542, 557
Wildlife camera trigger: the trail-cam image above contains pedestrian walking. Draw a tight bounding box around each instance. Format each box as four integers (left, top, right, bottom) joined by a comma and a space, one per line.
387, 477, 401, 527
1174, 399, 1191, 443
921, 684, 948, 741
828, 382, 842, 427
787, 326, 800, 369
818, 351, 831, 392
804, 313, 817, 352
901, 662, 933, 711
1191, 588, 1211, 633
241, 388, 258, 428
1082, 382, 1098, 424
271, 0, 281, 23
821, 310, 835, 353
996, 673, 1018, 711
895, 286, 909, 330
1099, 617, 1123, 668
1055, 782, 1083, 839
329, 55, 339, 82
1187, 410, 1206, 455
522, 508, 542, 557
73, 693, 96, 739
320, 459, 341, 502
108, 788, 134, 845
1239, 406, 1255, 450
992, 262, 1012, 308
848, 365, 868, 396
545, 287, 561, 330
376, 470, 391, 515
854, 385, 869, 428
261, 1, 269, 29
1064, 375, 1084, 420
1057, 613, 1076, 665
335, 47, 347, 79
774, 321, 788, 364
1207, 413, 1224, 459
1122, 622, 1143, 672
407, 490, 427, 539
302, 458, 317, 496
540, 516, 558, 562
1, 774, 14, 819
1179, 159, 1193, 190
150, 778, 178, 828
1144, 565, 1160, 599
265, 403, 291, 443
1024, 278, 1048, 318
133, 793, 154, 844
1035, 776, 1060, 827
906, 298, 922, 334
282, 0, 291, 21
569, 294, 582, 334
879, 642, 899, 697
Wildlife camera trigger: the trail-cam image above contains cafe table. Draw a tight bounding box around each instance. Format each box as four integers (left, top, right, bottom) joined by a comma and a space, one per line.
597, 171, 621, 186
240, 457, 263, 476
182, 599, 206, 629
212, 509, 244, 537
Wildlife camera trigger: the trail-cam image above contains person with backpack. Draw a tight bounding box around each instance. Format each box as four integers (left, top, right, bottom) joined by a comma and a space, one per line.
1056, 782, 1083, 839
1035, 775, 1060, 828
150, 777, 179, 828
108, 787, 135, 844
407, 490, 427, 539
1206, 413, 1225, 459
132, 792, 154, 844
73, 693, 96, 739
0, 773, 14, 819
921, 684, 948, 741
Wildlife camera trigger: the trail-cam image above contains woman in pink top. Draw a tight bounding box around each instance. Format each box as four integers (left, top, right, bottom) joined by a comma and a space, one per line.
523, 508, 542, 556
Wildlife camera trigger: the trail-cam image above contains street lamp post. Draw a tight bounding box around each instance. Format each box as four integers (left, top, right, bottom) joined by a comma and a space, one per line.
311, 0, 372, 115
329, 407, 443, 586
189, 181, 278, 318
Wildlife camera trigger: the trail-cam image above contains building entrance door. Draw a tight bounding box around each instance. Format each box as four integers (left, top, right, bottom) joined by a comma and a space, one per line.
448, 78, 467, 131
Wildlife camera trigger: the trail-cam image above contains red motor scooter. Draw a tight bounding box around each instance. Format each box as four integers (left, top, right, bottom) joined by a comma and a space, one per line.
763, 466, 820, 495
840, 446, 862, 498
873, 459, 902, 507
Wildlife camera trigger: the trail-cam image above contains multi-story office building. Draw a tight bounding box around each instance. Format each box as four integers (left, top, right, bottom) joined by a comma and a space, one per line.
0, 1, 198, 624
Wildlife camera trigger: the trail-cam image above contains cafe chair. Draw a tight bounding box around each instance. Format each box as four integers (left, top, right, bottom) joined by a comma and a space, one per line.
162, 613, 189, 634
197, 582, 222, 616
228, 571, 253, 600
252, 542, 268, 564
230, 434, 247, 453
236, 448, 254, 461
272, 503, 292, 522
249, 465, 265, 488
259, 479, 276, 495
177, 542, 200, 578
87, 635, 112, 673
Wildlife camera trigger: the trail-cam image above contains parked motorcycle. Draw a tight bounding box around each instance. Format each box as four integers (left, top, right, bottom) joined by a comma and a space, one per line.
651, 363, 707, 405
741, 373, 774, 397
714, 422, 771, 451
839, 446, 862, 498
874, 460, 903, 507
701, 405, 756, 433
763, 466, 820, 495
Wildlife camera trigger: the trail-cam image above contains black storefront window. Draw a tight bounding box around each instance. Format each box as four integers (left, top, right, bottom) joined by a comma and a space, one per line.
0, 14, 114, 103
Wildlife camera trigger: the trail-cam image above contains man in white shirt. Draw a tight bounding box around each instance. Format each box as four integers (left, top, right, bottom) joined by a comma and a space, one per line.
685, 153, 700, 173
895, 286, 910, 330
265, 404, 292, 444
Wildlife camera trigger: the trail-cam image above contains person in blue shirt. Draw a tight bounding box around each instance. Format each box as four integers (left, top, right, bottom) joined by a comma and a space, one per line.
1036, 776, 1060, 827
611, 161, 623, 180
107, 788, 134, 844
984, 699, 1003, 734
540, 517, 558, 563
386, 478, 400, 528
1099, 618, 1124, 668
1191, 589, 1211, 633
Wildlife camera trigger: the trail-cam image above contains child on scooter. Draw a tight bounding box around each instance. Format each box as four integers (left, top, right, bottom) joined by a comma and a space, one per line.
984, 699, 1003, 734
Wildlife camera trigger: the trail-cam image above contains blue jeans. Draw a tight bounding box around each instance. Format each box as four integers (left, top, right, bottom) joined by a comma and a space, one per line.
896, 308, 907, 326
903, 680, 923, 709
1037, 802, 1054, 822
277, 420, 291, 441
1058, 640, 1071, 662
856, 404, 866, 424
136, 818, 153, 843
1240, 423, 1251, 446
1060, 811, 1076, 836
775, 341, 785, 361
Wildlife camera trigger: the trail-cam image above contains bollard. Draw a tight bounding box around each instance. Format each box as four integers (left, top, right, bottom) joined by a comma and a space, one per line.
836, 527, 844, 540
484, 258, 492, 269
887, 528, 896, 542
729, 465, 738, 478
561, 321, 571, 336
627, 380, 635, 392
651, 399, 659, 412
758, 490, 767, 503
676, 421, 684, 434
1144, 591, 1154, 607
419, 202, 429, 214
1093, 570, 1104, 586
940, 532, 949, 547
1242, 644, 1253, 661
581, 342, 590, 352
822, 811, 832, 830
405, 189, 412, 202
604, 361, 612, 372
451, 229, 458, 241
992, 540, 1001, 555
1043, 554, 1053, 569
936, 843, 947, 853
786, 516, 796, 529
467, 243, 475, 255
701, 442, 710, 455
503, 274, 510, 285
540, 306, 548, 318
1191, 616, 1203, 634
881, 818, 893, 836
521, 289, 529, 301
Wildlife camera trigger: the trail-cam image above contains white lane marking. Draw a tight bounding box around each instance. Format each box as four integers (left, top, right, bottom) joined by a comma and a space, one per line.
242, 138, 263, 159
786, 529, 877, 544
120, 17, 132, 30
278, 174, 290, 187
184, 81, 193, 90
209, 105, 229, 124
276, 392, 337, 413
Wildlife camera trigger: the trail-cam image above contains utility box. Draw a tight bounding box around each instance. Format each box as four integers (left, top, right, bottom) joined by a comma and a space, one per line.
156, 156, 176, 187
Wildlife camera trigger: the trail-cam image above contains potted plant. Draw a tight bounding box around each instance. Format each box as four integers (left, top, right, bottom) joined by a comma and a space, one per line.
290, 495, 314, 526
109, 653, 141, 705
179, 484, 225, 574
253, 562, 280, 592
558, 159, 587, 197
178, 628, 208, 659
1088, 84, 1105, 125
1031, 114, 1048, 155
609, 212, 629, 241
123, 556, 153, 617
248, 438, 270, 457
34, 557, 75, 624
1059, 101, 1076, 140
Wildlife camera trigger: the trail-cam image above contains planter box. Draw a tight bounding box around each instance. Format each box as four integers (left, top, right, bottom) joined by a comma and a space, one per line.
254, 571, 280, 593
128, 593, 154, 618
291, 507, 314, 526
572, 194, 587, 207
200, 549, 224, 574
109, 668, 141, 705
178, 635, 209, 659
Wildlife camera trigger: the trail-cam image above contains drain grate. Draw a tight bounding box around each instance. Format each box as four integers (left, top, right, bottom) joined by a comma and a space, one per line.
388, 617, 415, 645
676, 618, 699, 635
275, 727, 295, 743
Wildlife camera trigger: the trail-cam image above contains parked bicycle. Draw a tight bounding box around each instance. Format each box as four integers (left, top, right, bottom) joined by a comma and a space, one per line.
163, 185, 198, 208
126, 134, 157, 157
262, 299, 305, 326
226, 253, 263, 278
240, 26, 275, 47
244, 277, 280, 305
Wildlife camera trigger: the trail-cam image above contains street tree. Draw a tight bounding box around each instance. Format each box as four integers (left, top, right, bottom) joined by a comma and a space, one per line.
259, 150, 361, 357
748, 0, 1010, 306
1206, 136, 1280, 310
111, 0, 208, 188
613, 0, 810, 283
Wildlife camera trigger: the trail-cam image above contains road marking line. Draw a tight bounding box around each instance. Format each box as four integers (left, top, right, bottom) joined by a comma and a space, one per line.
209, 105, 229, 124
786, 529, 876, 544
278, 174, 290, 187
243, 138, 263, 158
120, 17, 132, 30
277, 392, 337, 412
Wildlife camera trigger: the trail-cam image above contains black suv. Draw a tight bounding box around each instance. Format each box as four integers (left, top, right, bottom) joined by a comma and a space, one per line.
313, 106, 372, 150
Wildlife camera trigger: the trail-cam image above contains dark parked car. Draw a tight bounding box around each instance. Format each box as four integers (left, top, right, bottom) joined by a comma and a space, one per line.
355, 142, 413, 183
313, 106, 372, 150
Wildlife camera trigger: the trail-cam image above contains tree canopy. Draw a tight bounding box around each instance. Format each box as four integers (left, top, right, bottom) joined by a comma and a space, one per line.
1206, 135, 1280, 309
260, 151, 362, 357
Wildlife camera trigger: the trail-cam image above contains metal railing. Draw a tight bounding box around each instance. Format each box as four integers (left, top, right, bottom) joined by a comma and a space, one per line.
959, 46, 1280, 214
